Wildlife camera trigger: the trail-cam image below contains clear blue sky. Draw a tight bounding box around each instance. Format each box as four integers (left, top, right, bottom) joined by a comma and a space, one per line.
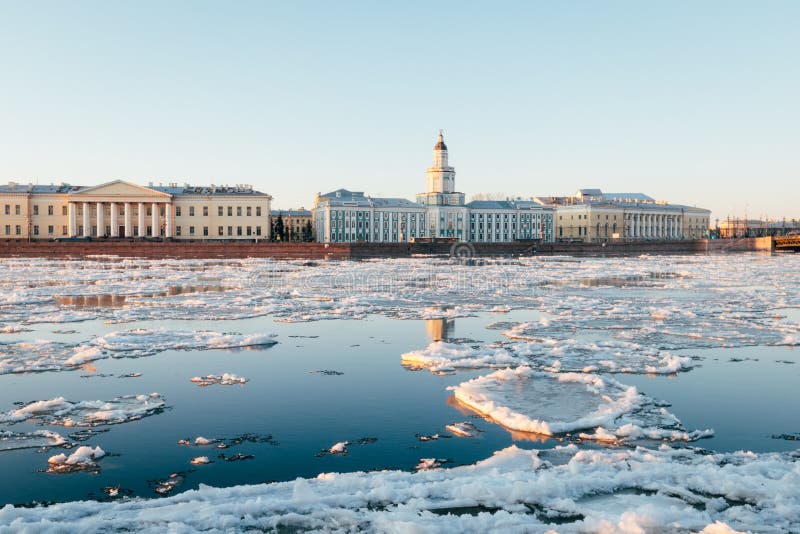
1, 1, 798, 222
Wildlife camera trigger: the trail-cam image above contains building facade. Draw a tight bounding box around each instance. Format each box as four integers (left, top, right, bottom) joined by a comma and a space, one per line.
0, 180, 272, 240
544, 189, 710, 242
270, 209, 313, 241
313, 132, 555, 243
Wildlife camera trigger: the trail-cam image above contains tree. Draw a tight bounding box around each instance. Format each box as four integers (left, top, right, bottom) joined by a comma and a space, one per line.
273, 213, 284, 242
304, 221, 313, 241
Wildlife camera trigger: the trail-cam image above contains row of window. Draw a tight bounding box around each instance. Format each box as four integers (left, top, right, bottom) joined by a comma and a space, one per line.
3, 204, 265, 218
175, 206, 263, 217
175, 226, 263, 237
4, 225, 265, 237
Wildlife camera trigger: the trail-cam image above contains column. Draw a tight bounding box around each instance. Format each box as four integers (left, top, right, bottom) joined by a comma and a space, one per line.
165, 203, 173, 238
151, 202, 159, 237
638, 213, 643, 238
96, 202, 104, 237
68, 202, 77, 237
82, 202, 90, 237
124, 203, 132, 237
137, 203, 145, 237
110, 202, 118, 237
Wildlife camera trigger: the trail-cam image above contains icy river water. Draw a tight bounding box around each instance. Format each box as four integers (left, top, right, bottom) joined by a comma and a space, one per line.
0, 253, 798, 532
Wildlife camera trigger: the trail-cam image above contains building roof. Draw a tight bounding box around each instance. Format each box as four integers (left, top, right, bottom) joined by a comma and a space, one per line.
603, 192, 654, 202
0, 181, 268, 196
0, 183, 81, 194
578, 188, 603, 196
271, 209, 311, 217
434, 131, 447, 151
465, 200, 553, 211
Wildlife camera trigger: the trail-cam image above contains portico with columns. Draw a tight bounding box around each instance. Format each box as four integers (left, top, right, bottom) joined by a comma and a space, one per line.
66, 181, 174, 238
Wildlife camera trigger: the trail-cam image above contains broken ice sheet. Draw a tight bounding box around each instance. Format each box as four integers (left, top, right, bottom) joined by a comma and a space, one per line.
449, 367, 711, 442
0, 393, 165, 427
0, 430, 67, 451
46, 445, 105, 474
0, 329, 277, 376
401, 341, 518, 374
4, 444, 798, 532
189, 373, 248, 387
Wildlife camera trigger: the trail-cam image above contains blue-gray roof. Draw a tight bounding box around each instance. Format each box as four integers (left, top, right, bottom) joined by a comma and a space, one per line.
0, 183, 81, 194
603, 192, 654, 202
271, 209, 311, 217
466, 200, 552, 211
0, 182, 267, 196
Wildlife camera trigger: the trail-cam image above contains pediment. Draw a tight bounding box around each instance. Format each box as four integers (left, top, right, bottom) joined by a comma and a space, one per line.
68, 180, 172, 200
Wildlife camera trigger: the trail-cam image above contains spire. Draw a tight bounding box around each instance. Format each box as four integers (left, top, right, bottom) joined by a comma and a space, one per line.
434, 130, 447, 151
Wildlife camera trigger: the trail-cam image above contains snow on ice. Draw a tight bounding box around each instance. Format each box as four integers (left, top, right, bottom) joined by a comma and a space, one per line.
189, 373, 248, 387
0, 430, 67, 451
46, 445, 105, 474
0, 330, 276, 375
449, 366, 711, 442
1, 445, 797, 532
0, 394, 165, 427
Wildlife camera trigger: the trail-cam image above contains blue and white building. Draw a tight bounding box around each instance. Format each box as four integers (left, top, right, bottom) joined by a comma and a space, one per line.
313, 133, 555, 243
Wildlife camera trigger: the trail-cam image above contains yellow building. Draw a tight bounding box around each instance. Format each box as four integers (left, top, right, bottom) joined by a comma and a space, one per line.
546, 190, 710, 242
270, 209, 313, 241
0, 180, 272, 240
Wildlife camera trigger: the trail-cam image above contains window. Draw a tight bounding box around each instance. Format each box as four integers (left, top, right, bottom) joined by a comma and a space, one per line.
227, 207, 233, 217
63, 205, 68, 216
176, 226, 182, 236
256, 226, 262, 236
48, 205, 54, 215
189, 226, 195, 235
15, 205, 20, 215
33, 205, 39, 216
256, 207, 261, 217
175, 207, 182, 217
227, 226, 233, 236
62, 226, 68, 236
189, 206, 195, 217
15, 225, 21, 235
3, 205, 8, 215
237, 226, 242, 236
4, 225, 9, 235
246, 226, 252, 236
48, 225, 54, 235
218, 226, 224, 236
218, 206, 224, 216
246, 207, 252, 217
203, 226, 208, 236
236, 207, 242, 216
203, 206, 208, 217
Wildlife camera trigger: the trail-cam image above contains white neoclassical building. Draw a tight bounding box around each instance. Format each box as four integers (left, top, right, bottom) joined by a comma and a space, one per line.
313, 132, 555, 243
0, 180, 272, 240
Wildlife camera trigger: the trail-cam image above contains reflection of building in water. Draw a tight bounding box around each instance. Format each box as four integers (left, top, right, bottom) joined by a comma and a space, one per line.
426, 318, 455, 341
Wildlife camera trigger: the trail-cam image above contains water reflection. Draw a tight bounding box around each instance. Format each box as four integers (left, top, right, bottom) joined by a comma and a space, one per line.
445, 395, 553, 444
426, 318, 455, 341
54, 285, 232, 308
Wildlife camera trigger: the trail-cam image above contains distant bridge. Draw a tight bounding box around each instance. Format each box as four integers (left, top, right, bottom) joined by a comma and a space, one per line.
774, 236, 800, 251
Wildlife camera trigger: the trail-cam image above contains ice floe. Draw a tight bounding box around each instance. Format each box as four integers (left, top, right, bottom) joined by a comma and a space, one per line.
0, 393, 165, 427
450, 367, 711, 442
0, 430, 67, 451
189, 373, 248, 387
2, 444, 797, 532
0, 329, 276, 375
401, 341, 517, 373
445, 421, 481, 438
46, 445, 105, 474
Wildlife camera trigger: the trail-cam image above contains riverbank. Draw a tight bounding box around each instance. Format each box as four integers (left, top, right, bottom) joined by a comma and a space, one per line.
0, 237, 776, 260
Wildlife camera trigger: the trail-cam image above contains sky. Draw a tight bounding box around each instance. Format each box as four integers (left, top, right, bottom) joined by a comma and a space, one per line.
0, 1, 798, 222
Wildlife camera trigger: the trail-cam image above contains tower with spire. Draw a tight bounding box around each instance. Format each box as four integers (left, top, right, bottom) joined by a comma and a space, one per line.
417, 130, 465, 207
